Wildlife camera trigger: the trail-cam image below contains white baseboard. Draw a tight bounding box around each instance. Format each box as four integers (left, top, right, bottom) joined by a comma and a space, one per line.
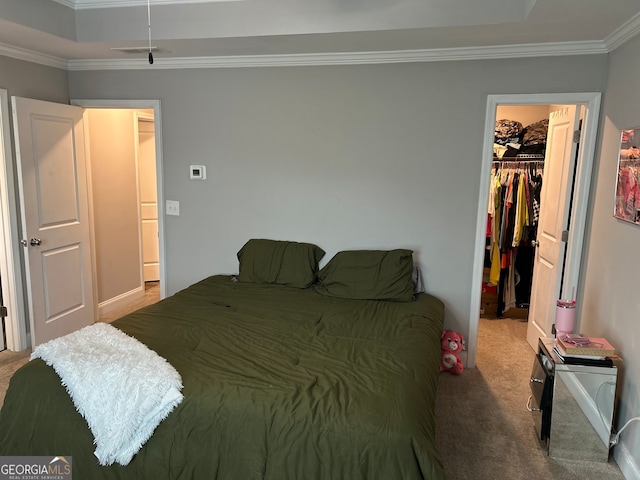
98, 286, 144, 316
615, 440, 640, 480
460, 349, 469, 368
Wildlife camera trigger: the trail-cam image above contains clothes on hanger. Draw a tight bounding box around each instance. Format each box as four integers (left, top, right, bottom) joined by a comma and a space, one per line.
487, 159, 543, 315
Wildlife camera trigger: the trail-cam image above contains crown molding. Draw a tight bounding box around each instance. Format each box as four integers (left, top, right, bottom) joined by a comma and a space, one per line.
66, 40, 608, 71
0, 43, 68, 70
0, 39, 611, 72
52, 0, 241, 9
604, 11, 640, 51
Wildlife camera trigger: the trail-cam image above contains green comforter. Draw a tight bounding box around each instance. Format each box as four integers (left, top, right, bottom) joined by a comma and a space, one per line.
0, 275, 446, 479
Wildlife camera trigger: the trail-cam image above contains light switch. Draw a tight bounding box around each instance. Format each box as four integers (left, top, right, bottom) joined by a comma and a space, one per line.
166, 200, 180, 216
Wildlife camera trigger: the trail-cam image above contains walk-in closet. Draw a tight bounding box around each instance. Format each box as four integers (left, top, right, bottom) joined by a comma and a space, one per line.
481, 105, 564, 321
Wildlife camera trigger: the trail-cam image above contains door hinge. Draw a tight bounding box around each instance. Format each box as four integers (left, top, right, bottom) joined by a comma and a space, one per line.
0, 306, 7, 318
573, 130, 581, 143
561, 230, 569, 242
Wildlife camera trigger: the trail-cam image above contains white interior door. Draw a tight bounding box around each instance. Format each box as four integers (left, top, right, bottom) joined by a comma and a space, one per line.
526, 105, 580, 350
12, 97, 95, 346
138, 117, 159, 282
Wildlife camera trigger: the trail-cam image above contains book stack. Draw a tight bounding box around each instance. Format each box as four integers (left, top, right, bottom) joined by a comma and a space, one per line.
553, 334, 616, 367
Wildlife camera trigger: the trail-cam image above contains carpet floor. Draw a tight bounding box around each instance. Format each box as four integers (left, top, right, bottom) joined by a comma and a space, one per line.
435, 317, 625, 480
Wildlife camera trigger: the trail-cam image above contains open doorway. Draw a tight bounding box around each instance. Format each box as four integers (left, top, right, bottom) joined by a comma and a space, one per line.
466, 93, 602, 369
0, 89, 27, 350
0, 95, 166, 351
481, 103, 591, 356
81, 107, 163, 322
72, 98, 166, 302
481, 105, 554, 322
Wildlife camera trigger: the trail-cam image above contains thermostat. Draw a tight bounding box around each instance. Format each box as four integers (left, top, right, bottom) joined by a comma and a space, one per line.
189, 165, 206, 180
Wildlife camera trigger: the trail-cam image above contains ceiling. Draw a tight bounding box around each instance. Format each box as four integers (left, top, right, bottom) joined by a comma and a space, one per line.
1, 0, 640, 70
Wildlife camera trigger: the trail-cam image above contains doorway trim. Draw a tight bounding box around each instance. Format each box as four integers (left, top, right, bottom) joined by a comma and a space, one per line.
71, 99, 167, 301
134, 111, 160, 284
467, 92, 602, 368
0, 88, 27, 351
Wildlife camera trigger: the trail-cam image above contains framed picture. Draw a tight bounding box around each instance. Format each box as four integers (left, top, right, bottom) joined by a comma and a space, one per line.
614, 127, 640, 224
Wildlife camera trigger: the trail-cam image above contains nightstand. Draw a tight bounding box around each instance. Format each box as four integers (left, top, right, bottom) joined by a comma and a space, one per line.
528, 337, 618, 462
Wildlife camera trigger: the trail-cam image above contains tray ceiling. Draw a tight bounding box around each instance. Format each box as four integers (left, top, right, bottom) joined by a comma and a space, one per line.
0, 0, 638, 69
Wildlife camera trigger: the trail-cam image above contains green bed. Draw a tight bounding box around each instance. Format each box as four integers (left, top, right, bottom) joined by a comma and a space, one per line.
0, 274, 446, 479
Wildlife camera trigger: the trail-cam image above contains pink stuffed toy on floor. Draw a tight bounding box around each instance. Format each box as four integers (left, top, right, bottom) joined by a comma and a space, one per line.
440, 330, 464, 375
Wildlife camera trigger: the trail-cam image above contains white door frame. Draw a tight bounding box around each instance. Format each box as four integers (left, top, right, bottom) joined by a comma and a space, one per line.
0, 88, 27, 351
134, 111, 160, 283
467, 92, 602, 368
71, 99, 167, 301
0, 96, 166, 351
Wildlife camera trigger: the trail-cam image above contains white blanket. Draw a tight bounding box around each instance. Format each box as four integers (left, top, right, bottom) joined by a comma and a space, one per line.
31, 322, 183, 466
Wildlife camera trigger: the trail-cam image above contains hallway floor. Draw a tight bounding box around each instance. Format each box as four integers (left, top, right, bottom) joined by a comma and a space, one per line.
98, 282, 161, 323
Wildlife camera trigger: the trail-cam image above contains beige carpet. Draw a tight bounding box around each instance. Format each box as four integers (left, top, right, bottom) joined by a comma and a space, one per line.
435, 317, 625, 480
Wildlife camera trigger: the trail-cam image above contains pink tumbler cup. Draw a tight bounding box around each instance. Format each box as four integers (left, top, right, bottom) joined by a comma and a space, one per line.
555, 300, 576, 335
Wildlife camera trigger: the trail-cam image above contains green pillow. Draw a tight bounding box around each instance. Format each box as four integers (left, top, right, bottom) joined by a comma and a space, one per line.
237, 239, 325, 288
315, 249, 415, 301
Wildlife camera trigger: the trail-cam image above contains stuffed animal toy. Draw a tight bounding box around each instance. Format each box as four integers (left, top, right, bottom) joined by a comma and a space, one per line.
440, 330, 464, 375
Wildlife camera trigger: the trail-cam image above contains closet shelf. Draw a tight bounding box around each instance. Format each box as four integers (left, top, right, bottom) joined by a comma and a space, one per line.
493, 155, 545, 163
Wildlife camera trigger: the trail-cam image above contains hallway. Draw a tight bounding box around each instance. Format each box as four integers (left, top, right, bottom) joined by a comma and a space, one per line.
98, 282, 160, 323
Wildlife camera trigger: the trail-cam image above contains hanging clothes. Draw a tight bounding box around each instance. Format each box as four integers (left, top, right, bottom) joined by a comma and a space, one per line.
512, 172, 530, 246
486, 159, 544, 315
488, 173, 503, 286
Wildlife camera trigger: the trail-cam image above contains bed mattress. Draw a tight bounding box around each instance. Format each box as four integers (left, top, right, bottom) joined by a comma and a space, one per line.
0, 275, 446, 479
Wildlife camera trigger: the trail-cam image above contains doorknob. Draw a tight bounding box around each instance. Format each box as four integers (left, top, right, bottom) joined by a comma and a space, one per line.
531, 239, 539, 247
21, 238, 43, 247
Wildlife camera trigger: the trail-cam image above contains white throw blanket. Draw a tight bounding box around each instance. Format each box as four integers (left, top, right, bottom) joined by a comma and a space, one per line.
31, 322, 183, 466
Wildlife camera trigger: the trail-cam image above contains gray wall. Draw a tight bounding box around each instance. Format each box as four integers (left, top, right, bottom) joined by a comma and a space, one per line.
581, 33, 640, 474
85, 109, 143, 305
0, 55, 68, 104
69, 55, 608, 335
